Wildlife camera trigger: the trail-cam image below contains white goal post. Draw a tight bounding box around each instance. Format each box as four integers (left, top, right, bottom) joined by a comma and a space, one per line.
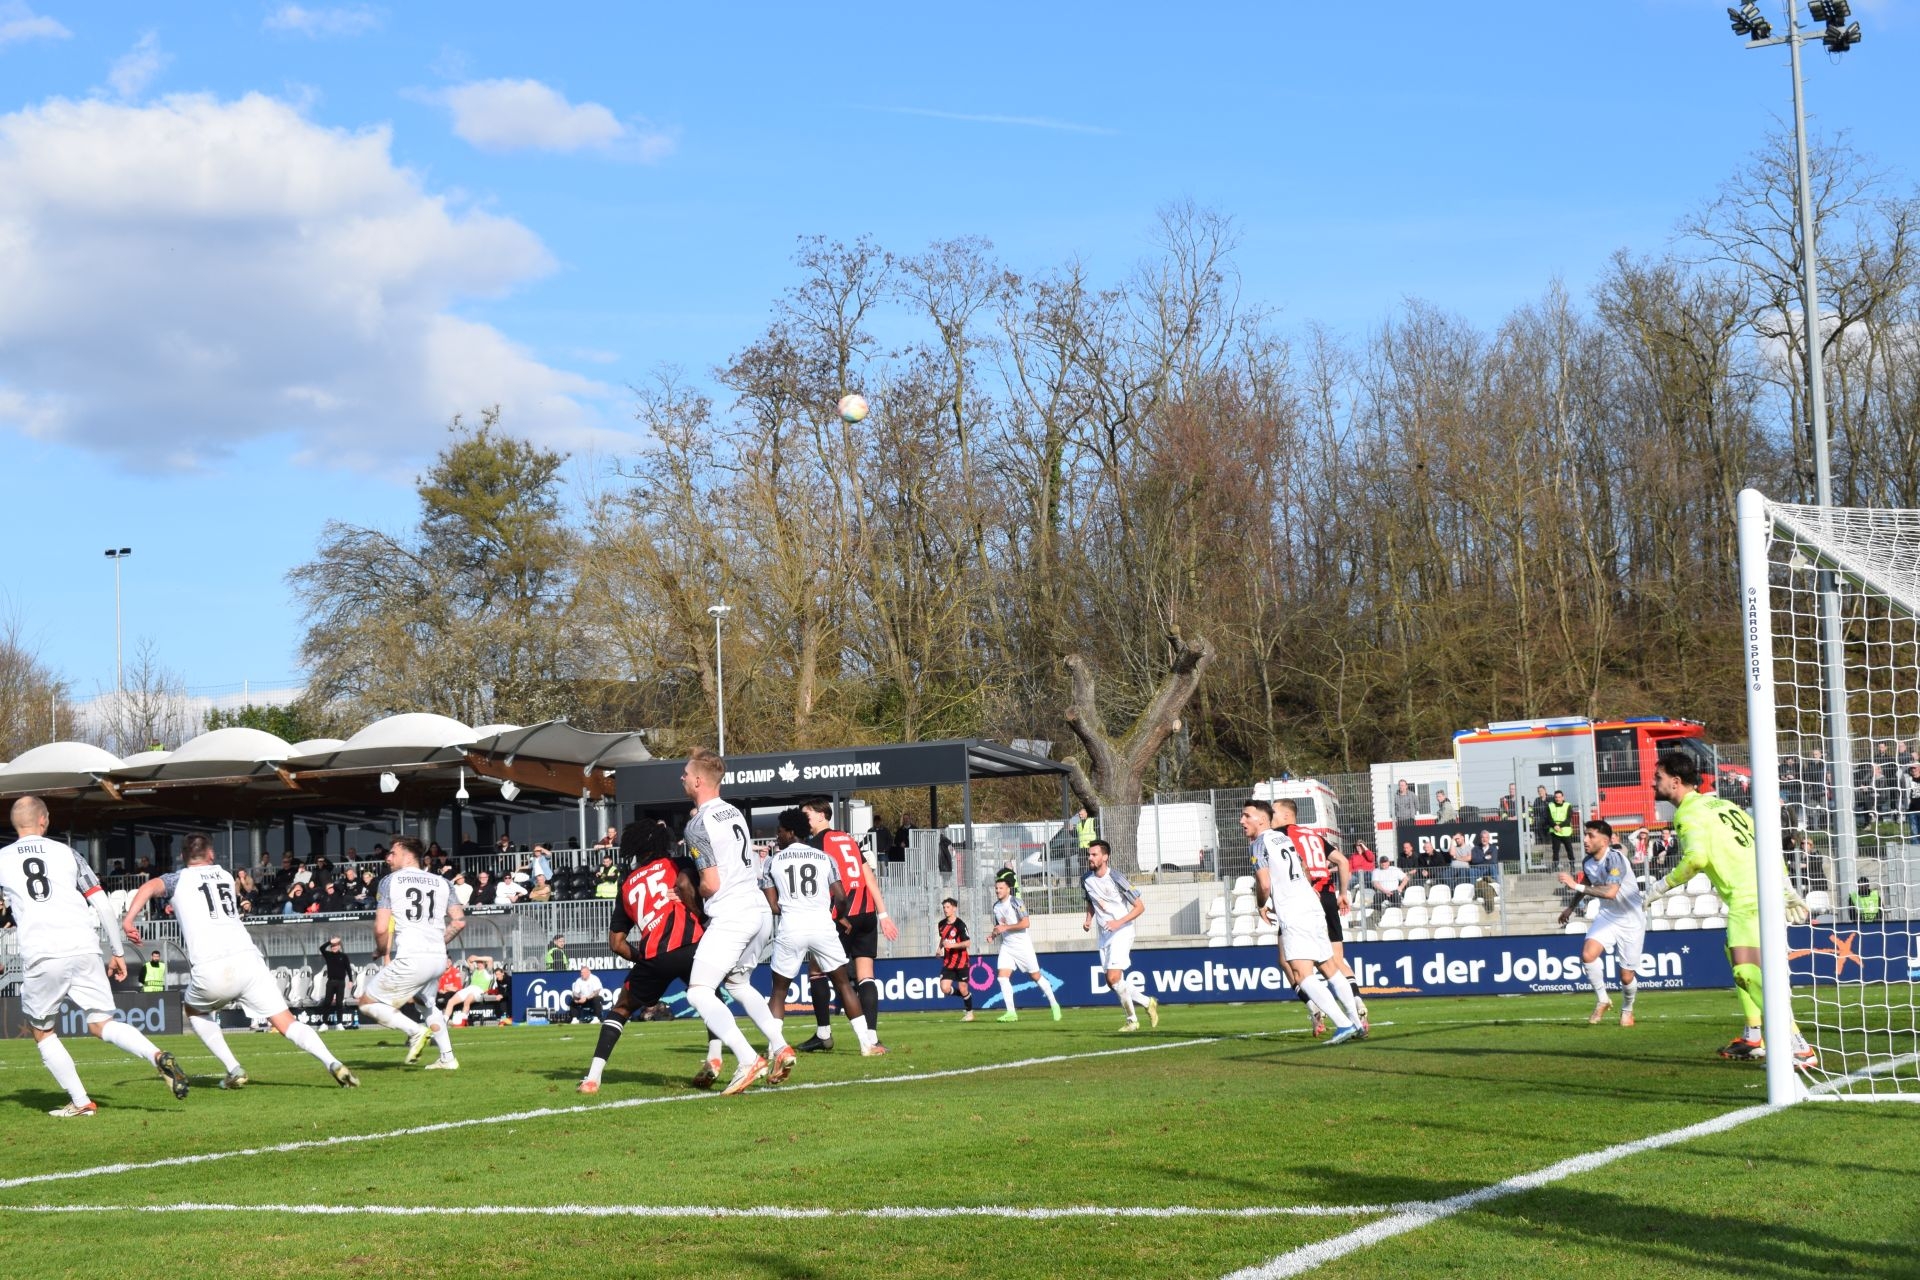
1737, 488, 1920, 1105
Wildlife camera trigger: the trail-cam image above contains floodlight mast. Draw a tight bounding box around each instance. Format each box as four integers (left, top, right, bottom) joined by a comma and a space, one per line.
1727, 2, 1864, 891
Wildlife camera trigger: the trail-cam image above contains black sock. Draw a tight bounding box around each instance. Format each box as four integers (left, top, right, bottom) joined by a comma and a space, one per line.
811, 973, 833, 1030
593, 1014, 627, 1062
961, 984, 973, 1011
859, 979, 880, 1032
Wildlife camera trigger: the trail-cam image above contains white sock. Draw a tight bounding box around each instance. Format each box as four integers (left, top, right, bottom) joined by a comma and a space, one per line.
1585, 959, 1608, 1002
998, 973, 1018, 1011
1298, 974, 1353, 1029
426, 1012, 452, 1057
1326, 972, 1364, 1025
687, 986, 757, 1062
1117, 981, 1136, 1019
1622, 979, 1638, 1011
280, 1019, 337, 1070
360, 1002, 422, 1038
1039, 976, 1059, 1010
1744, 1023, 1763, 1041
725, 976, 787, 1053
849, 1014, 876, 1050
37, 1036, 89, 1106
96, 1018, 162, 1063
707, 1037, 724, 1064
189, 1014, 243, 1074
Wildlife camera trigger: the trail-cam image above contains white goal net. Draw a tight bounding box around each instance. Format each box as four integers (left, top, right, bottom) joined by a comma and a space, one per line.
1738, 489, 1920, 1102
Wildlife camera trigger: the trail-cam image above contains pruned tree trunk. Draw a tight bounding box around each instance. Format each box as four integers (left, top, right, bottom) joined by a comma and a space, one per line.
1062, 632, 1215, 875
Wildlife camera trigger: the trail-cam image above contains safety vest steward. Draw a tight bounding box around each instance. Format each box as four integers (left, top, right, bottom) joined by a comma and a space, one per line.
1075, 816, 1096, 848
141, 960, 166, 992
1547, 801, 1574, 838
1851, 890, 1881, 922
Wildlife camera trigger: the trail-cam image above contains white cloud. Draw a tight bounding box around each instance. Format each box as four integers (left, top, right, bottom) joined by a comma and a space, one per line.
0, 92, 622, 471
875, 105, 1115, 136
106, 32, 168, 100
264, 4, 381, 38
0, 3, 69, 46
433, 78, 674, 159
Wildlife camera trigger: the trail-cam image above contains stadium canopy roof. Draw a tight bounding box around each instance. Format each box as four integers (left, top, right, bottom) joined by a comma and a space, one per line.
0, 715, 651, 836
615, 739, 1072, 838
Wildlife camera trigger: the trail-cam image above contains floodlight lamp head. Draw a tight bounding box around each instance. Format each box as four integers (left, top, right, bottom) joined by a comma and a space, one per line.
1823, 19, 1861, 51
499, 780, 521, 802
1727, 6, 1752, 35
378, 771, 400, 794
1809, 0, 1849, 22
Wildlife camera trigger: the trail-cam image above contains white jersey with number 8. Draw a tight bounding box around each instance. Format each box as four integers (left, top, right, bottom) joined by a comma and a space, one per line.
378, 867, 453, 961
0, 836, 108, 961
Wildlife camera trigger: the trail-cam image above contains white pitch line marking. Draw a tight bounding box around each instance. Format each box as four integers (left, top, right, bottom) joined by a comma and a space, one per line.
0, 1201, 1394, 1221
0, 1032, 1324, 1193
1220, 1050, 1920, 1278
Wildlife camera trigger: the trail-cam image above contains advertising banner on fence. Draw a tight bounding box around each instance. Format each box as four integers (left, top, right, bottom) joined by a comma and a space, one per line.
511, 929, 1747, 1020
0, 990, 184, 1039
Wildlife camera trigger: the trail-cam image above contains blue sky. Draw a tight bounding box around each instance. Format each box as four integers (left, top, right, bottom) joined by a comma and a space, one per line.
1, 1, 1913, 704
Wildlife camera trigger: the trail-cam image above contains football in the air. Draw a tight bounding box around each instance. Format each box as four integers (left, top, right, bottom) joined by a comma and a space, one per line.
838, 393, 870, 423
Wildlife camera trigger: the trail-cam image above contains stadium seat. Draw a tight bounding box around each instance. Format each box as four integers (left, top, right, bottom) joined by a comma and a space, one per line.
1649, 919, 1673, 932
1256, 930, 1278, 947
1434, 926, 1458, 939
1207, 937, 1229, 948
308, 972, 328, 1003
1686, 874, 1711, 896
1376, 906, 1404, 930
1380, 928, 1404, 941
1564, 920, 1586, 935
1672, 918, 1700, 931
1230, 891, 1257, 917
1404, 905, 1430, 928
1230, 932, 1254, 948
1451, 882, 1475, 905
1207, 916, 1229, 938
1205, 897, 1228, 920
1401, 884, 1427, 907
1231, 875, 1254, 896
1805, 889, 1833, 914
1454, 904, 1480, 926
1692, 895, 1721, 918
1428, 904, 1454, 927
1407, 927, 1432, 941
1582, 898, 1599, 919
1646, 896, 1665, 919
1459, 924, 1485, 938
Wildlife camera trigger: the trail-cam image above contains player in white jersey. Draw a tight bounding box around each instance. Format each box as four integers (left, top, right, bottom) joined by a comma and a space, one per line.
122, 834, 357, 1089
1081, 839, 1159, 1032
680, 747, 789, 1096
760, 808, 881, 1063
987, 869, 1061, 1022
1557, 818, 1646, 1026
1241, 800, 1362, 1046
357, 835, 466, 1069
0, 796, 189, 1116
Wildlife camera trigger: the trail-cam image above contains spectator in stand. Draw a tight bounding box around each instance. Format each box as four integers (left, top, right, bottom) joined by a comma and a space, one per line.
1398, 840, 1417, 880
1904, 761, 1920, 843
1391, 779, 1417, 825
472, 869, 496, 906
495, 834, 512, 856
567, 965, 605, 1023
234, 868, 257, 915
1446, 833, 1474, 883
1435, 791, 1458, 824
593, 853, 620, 898
275, 852, 297, 892
290, 858, 313, 890
316, 878, 344, 913
1497, 784, 1519, 821
593, 828, 617, 850
530, 844, 554, 884
434, 959, 467, 1012
346, 873, 372, 910
282, 883, 308, 916
1371, 855, 1408, 908
1531, 786, 1551, 850
495, 873, 527, 906
450, 871, 473, 907
1472, 829, 1498, 866
889, 820, 908, 862
1346, 841, 1377, 893
427, 841, 445, 865
456, 831, 483, 860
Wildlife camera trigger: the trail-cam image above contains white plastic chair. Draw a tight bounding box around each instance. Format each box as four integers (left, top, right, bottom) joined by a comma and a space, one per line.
1454, 903, 1481, 927
1646, 897, 1665, 919
1693, 895, 1722, 918
1459, 924, 1485, 938
1256, 930, 1278, 947
1805, 889, 1833, 913
1433, 926, 1458, 940
1686, 874, 1712, 896
1205, 897, 1229, 920
1380, 928, 1405, 942
1428, 904, 1455, 927
1451, 882, 1475, 905
1231, 875, 1255, 896
1404, 905, 1431, 928
1672, 917, 1701, 931
1231, 891, 1257, 917
1207, 936, 1229, 948
1649, 918, 1673, 932
1376, 906, 1405, 930
1407, 927, 1432, 941
1207, 915, 1229, 938
1402, 884, 1428, 907
1564, 919, 1587, 935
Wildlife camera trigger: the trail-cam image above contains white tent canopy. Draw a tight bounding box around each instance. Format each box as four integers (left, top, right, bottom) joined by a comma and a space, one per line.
281, 713, 477, 771
0, 741, 127, 794
109, 727, 294, 782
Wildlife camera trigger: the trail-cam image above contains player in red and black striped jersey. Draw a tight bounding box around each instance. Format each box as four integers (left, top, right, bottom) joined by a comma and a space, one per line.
936, 897, 974, 1020
578, 824, 706, 1094
1279, 800, 1368, 1036
796, 797, 899, 1051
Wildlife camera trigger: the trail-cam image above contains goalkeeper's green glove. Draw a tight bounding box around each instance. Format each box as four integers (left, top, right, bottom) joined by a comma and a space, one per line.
1644, 875, 1672, 904
1784, 884, 1811, 926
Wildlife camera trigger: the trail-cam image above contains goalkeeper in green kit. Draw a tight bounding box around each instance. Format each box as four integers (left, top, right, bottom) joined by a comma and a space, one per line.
1645, 751, 1816, 1068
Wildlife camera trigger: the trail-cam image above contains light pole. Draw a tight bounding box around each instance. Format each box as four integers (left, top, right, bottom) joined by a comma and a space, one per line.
103, 547, 133, 691
707, 602, 731, 755
1726, 2, 1864, 889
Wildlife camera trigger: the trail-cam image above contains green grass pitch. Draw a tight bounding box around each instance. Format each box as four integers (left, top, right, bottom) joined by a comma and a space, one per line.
1, 991, 1915, 1278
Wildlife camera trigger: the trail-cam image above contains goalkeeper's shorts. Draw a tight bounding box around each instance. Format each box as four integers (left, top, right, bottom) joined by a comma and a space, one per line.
1723, 908, 1760, 952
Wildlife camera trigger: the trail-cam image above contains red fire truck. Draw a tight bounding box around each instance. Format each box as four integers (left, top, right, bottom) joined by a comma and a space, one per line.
1452, 716, 1728, 832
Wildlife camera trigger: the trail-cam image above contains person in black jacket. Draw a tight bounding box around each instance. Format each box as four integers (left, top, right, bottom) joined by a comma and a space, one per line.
317, 936, 351, 1026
